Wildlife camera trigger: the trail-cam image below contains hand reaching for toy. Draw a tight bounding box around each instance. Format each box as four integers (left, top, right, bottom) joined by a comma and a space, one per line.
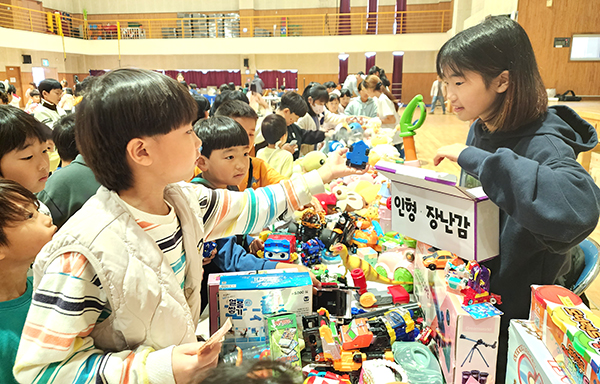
202, 247, 217, 265
248, 239, 264, 255
282, 143, 297, 154
275, 263, 322, 289
317, 148, 370, 184
434, 143, 468, 166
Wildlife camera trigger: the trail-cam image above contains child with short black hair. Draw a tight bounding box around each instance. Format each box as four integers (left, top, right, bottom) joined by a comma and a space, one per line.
276, 92, 325, 160
0, 105, 51, 196
34, 78, 65, 128
215, 100, 286, 189
51, 114, 78, 167
14, 68, 359, 384
37, 114, 101, 228
0, 179, 56, 384
257, 114, 293, 178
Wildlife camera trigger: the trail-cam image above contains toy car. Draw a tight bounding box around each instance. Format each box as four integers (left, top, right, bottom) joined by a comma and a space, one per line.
422, 250, 456, 270
461, 287, 502, 306
346, 140, 370, 170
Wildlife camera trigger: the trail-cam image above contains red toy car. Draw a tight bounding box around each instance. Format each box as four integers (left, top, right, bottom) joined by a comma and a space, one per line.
461, 287, 502, 306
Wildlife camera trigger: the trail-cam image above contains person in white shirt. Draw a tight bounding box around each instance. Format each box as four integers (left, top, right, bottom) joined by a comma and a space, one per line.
364, 75, 402, 146
430, 75, 447, 114
338, 88, 352, 114
256, 114, 293, 178
33, 79, 66, 128
342, 72, 365, 97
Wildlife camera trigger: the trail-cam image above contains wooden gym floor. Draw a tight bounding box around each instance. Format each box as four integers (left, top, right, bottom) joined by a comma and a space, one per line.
411, 100, 600, 311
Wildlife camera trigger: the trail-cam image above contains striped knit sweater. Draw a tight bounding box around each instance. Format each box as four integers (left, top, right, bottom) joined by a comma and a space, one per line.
14, 172, 323, 384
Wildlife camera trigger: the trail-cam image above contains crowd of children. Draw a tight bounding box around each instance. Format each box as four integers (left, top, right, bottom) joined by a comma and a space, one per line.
0, 15, 599, 384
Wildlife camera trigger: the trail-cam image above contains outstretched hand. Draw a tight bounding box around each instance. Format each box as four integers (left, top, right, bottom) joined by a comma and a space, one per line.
317, 148, 370, 184
434, 144, 468, 166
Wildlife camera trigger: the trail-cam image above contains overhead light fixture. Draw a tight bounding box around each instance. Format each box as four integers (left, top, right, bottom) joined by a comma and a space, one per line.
365, 52, 376, 57
393, 51, 404, 56
338, 53, 349, 60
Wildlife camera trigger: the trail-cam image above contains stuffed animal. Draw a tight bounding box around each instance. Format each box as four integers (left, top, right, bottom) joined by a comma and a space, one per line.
293, 151, 327, 174
332, 185, 364, 212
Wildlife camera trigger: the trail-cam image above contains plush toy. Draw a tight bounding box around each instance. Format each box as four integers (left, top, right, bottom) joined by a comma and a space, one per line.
293, 151, 327, 174
332, 185, 364, 212
369, 144, 401, 165
314, 192, 338, 214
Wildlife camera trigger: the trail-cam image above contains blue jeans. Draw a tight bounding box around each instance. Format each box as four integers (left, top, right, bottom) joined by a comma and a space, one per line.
430, 96, 446, 113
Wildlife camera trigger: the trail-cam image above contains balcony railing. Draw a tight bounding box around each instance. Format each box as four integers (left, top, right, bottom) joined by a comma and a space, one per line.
0, 4, 451, 41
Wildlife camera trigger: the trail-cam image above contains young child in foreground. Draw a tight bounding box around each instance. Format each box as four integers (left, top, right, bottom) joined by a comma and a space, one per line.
0, 180, 56, 384
433, 16, 600, 382
14, 68, 360, 384
256, 114, 294, 178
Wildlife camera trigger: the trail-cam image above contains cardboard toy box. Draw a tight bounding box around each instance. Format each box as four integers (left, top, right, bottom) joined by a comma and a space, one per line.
507, 320, 571, 384
376, 160, 499, 262
218, 271, 312, 349
208, 269, 288, 335
413, 242, 500, 384
529, 285, 600, 384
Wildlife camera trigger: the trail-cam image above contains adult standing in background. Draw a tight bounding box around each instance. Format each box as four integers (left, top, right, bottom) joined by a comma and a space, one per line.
429, 75, 447, 114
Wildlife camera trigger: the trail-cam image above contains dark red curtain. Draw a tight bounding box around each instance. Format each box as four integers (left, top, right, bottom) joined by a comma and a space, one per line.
161, 70, 241, 88
339, 0, 351, 36
88, 70, 107, 77
257, 70, 298, 89
395, 0, 407, 34
366, 0, 378, 35
339, 56, 348, 85
392, 53, 404, 103
365, 54, 376, 74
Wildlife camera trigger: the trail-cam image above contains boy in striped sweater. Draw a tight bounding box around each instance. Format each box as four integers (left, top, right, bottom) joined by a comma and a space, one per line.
14, 68, 362, 384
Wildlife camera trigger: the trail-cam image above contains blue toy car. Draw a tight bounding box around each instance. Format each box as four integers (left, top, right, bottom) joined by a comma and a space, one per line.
346, 140, 370, 169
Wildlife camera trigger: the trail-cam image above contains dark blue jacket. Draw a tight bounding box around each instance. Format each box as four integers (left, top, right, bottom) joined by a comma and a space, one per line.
458, 105, 600, 376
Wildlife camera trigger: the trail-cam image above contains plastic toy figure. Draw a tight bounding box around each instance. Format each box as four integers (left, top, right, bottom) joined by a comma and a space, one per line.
301, 238, 325, 267
202, 241, 217, 258
297, 208, 326, 242
264, 238, 292, 262
345, 140, 370, 170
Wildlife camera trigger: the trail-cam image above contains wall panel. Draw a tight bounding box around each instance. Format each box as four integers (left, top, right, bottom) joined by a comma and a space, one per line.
517, 0, 600, 96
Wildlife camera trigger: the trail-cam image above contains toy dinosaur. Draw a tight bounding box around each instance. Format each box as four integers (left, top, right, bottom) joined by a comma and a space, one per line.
330, 243, 412, 286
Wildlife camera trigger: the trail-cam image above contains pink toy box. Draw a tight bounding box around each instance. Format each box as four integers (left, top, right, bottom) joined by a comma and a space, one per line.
413, 241, 501, 383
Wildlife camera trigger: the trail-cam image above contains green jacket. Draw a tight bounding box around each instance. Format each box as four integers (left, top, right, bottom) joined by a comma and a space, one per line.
37, 155, 101, 227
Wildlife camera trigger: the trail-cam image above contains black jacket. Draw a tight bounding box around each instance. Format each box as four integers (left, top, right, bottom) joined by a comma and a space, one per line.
286, 122, 325, 160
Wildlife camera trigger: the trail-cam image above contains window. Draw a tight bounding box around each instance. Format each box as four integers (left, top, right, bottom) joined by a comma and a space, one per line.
570, 35, 600, 61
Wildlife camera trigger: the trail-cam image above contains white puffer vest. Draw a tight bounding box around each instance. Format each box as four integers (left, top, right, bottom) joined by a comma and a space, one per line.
33, 184, 204, 352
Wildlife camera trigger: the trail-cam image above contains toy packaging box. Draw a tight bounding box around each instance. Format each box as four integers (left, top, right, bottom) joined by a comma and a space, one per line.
377, 160, 499, 262
507, 319, 571, 384
528, 285, 600, 384
413, 242, 500, 383
208, 269, 290, 335
266, 312, 302, 371
218, 272, 312, 348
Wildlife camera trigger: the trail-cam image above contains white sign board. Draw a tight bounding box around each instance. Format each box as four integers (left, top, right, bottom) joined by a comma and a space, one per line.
378, 161, 499, 262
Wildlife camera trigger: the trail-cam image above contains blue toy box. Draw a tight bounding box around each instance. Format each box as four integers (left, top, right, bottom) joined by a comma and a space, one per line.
219, 272, 313, 348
